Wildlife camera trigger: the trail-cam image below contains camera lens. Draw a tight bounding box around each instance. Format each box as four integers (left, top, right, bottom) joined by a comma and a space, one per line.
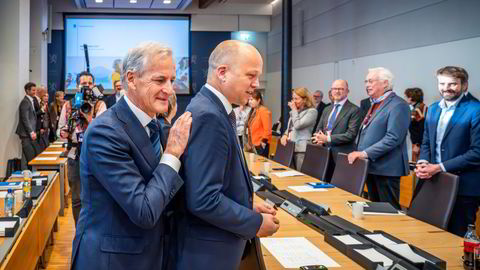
80, 103, 92, 114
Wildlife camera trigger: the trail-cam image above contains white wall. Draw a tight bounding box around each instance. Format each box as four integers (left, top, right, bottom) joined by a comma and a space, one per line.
0, 0, 31, 178
30, 0, 48, 85
266, 37, 480, 122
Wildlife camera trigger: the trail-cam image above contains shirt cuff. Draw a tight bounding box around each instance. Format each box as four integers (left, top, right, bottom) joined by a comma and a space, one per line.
362, 151, 368, 159
327, 135, 331, 143
160, 153, 181, 173
439, 162, 446, 172
417, 159, 429, 164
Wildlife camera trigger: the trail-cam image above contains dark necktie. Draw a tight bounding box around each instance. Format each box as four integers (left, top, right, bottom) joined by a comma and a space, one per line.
228, 110, 236, 131
327, 104, 340, 131
363, 101, 381, 126
147, 119, 162, 160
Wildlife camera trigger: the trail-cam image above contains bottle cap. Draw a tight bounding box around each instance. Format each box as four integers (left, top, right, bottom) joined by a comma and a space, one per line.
7, 188, 12, 193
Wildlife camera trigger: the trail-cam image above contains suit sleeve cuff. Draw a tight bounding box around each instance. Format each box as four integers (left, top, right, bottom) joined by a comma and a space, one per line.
417, 159, 429, 164
439, 163, 446, 172
160, 153, 181, 173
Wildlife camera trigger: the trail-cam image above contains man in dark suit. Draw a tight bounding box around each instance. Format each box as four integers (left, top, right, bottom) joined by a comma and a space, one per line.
312, 90, 328, 134
71, 42, 192, 270
313, 79, 361, 180
359, 97, 371, 122
104, 79, 124, 109
174, 40, 279, 270
348, 67, 410, 209
16, 82, 40, 169
416, 66, 480, 236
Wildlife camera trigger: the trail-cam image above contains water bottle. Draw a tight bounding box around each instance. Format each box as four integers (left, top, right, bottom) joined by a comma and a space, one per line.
464, 224, 479, 269
22, 170, 31, 199
4, 189, 15, 217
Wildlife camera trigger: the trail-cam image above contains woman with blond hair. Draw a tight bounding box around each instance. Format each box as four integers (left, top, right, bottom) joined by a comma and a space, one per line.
280, 87, 318, 169
49, 91, 65, 142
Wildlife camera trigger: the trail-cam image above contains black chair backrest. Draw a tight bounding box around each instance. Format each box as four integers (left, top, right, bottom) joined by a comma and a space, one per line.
407, 172, 459, 230
331, 153, 369, 196
272, 140, 295, 168
300, 143, 330, 180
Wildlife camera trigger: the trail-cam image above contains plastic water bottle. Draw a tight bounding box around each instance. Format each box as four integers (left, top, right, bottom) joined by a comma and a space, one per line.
4, 189, 15, 217
22, 170, 31, 199
464, 224, 479, 269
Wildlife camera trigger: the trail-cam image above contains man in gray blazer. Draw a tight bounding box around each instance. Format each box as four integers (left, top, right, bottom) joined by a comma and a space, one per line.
16, 82, 39, 168
313, 80, 361, 180
348, 68, 410, 209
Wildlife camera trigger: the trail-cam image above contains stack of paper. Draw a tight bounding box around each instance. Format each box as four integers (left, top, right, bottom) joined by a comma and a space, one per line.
34, 157, 58, 161
260, 237, 340, 268
271, 171, 305, 178
288, 185, 328, 193
354, 248, 393, 267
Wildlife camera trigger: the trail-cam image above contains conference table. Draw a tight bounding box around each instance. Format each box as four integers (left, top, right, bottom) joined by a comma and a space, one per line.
0, 171, 61, 270
28, 141, 69, 216
247, 154, 463, 269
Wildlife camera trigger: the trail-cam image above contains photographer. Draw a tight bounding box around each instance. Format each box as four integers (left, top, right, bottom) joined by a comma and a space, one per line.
57, 71, 106, 226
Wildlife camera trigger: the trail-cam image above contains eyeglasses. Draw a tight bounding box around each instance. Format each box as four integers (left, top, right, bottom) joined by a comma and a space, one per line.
331, 88, 345, 91
364, 79, 379, 84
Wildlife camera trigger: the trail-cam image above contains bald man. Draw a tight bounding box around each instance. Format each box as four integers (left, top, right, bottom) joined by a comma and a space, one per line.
313, 80, 361, 180
173, 40, 279, 270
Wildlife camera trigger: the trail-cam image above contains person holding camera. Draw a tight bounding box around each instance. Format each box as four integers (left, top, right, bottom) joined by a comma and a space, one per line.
57, 71, 107, 226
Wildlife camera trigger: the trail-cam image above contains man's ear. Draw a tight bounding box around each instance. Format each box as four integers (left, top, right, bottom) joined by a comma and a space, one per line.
462, 81, 469, 92
216, 65, 228, 82
126, 71, 136, 91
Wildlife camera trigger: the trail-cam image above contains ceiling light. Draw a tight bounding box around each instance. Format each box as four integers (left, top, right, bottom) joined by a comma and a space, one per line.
95, 0, 103, 3
130, 0, 137, 3
164, 0, 172, 4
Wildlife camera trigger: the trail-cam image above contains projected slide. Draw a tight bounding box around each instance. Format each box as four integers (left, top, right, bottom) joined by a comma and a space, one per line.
65, 16, 190, 94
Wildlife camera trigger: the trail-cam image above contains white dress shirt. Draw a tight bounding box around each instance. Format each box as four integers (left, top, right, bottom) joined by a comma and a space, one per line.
326, 97, 347, 142
26, 95, 35, 109
124, 95, 180, 173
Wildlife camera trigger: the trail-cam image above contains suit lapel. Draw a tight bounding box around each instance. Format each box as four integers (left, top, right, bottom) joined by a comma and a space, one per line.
442, 97, 469, 141
321, 105, 333, 131
332, 101, 350, 130
200, 87, 252, 191
114, 97, 158, 170
363, 93, 395, 130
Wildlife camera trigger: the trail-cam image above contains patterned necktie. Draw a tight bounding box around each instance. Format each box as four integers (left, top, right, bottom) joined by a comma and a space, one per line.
228, 110, 236, 131
147, 119, 162, 160
327, 104, 340, 131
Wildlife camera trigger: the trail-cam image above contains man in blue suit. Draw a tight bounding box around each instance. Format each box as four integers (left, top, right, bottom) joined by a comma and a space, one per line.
416, 66, 480, 236
348, 67, 410, 209
174, 40, 280, 270
71, 42, 192, 270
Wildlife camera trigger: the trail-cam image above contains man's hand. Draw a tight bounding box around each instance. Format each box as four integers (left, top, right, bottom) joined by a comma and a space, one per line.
415, 163, 442, 179
256, 213, 280, 237
253, 202, 277, 215
165, 112, 192, 158
280, 135, 288, 146
30, 131, 37, 140
312, 131, 328, 145
347, 151, 367, 164
40, 129, 45, 135
60, 129, 69, 139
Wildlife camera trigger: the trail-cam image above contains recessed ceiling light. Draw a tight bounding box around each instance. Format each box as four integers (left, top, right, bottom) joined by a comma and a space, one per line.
95, 0, 103, 3
130, 0, 137, 3
164, 0, 172, 4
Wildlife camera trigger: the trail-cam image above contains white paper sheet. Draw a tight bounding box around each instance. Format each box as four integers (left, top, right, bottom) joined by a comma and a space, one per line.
52, 141, 65, 145
271, 171, 305, 178
386, 243, 431, 264
10, 171, 41, 178
260, 237, 340, 268
288, 185, 328, 192
49, 145, 63, 148
34, 157, 58, 161
42, 151, 63, 154
365, 234, 398, 246
354, 248, 393, 267
0, 221, 17, 230
333, 235, 363, 245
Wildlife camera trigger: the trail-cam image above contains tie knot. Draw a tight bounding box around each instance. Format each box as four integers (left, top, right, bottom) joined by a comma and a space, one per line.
147, 119, 159, 133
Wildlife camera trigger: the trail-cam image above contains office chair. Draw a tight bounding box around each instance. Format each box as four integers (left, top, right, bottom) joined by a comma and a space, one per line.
407, 172, 459, 230
331, 153, 369, 196
300, 143, 330, 181
272, 140, 294, 168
